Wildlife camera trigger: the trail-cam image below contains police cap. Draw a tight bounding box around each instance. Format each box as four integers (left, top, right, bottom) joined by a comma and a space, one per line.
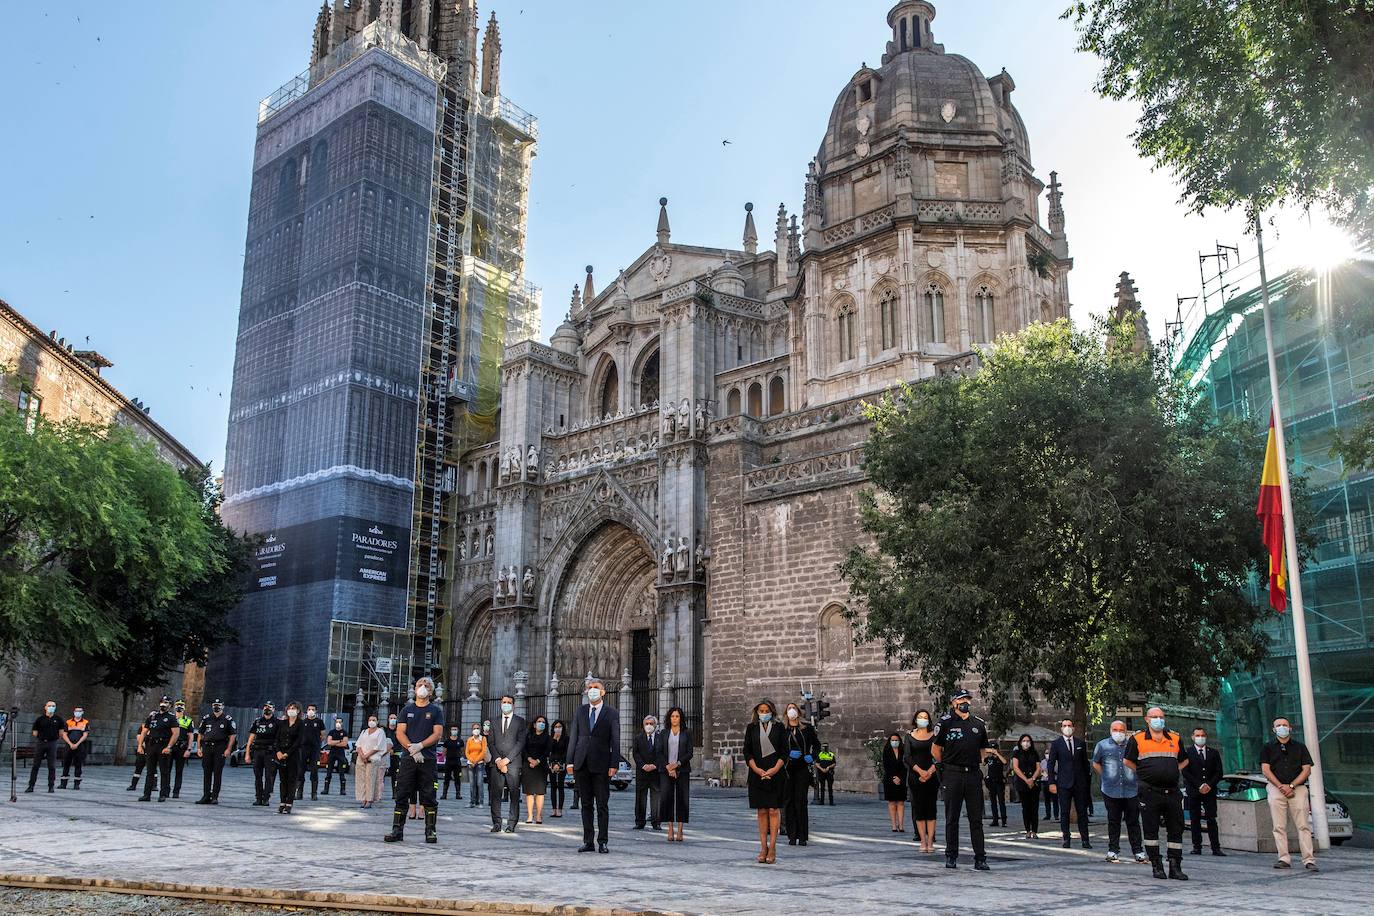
951, 689, 973, 701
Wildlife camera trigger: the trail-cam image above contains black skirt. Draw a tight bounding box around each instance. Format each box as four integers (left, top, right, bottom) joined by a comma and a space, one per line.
521, 764, 548, 795
909, 775, 939, 819
747, 755, 786, 809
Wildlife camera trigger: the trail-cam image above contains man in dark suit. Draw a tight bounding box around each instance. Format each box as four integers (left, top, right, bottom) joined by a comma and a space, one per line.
1046, 718, 1092, 849
487, 693, 526, 834
1183, 726, 1226, 856
566, 678, 621, 853
632, 714, 661, 830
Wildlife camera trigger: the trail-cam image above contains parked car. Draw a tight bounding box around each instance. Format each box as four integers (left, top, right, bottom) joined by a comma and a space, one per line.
1183, 772, 1352, 845
563, 761, 633, 791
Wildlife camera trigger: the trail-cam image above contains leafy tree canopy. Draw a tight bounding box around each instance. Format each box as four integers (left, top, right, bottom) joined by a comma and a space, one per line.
1065, 1, 1374, 245
840, 320, 1288, 725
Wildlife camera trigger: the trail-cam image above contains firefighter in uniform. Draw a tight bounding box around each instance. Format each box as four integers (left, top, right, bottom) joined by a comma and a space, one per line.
297, 703, 326, 801
137, 696, 181, 802
323, 717, 350, 795
813, 744, 837, 805
243, 701, 280, 806
384, 676, 444, 844
170, 699, 195, 799
932, 689, 994, 870
194, 699, 237, 804
1123, 706, 1190, 881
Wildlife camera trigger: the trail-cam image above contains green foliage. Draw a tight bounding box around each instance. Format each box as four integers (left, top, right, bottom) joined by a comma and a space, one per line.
840, 320, 1282, 724
1065, 1, 1374, 244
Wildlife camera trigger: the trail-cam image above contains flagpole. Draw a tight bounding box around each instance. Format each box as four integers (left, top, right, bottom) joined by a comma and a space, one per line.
1253, 212, 1330, 849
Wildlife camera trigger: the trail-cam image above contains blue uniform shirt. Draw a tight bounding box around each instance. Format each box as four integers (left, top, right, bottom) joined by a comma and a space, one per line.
398, 703, 444, 760
1092, 735, 1138, 799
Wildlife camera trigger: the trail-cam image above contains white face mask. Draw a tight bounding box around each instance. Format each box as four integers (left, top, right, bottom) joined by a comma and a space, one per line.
501, 702, 513, 714
368, 720, 378, 729
644, 725, 655, 734
916, 717, 930, 728
1275, 726, 1291, 739
1020, 740, 1031, 749
1111, 731, 1127, 744
416, 686, 430, 699
74, 710, 84, 719
1193, 736, 1207, 747
1061, 726, 1074, 737
306, 710, 316, 718
787, 709, 799, 720
587, 688, 601, 702
450, 730, 459, 738
287, 709, 298, 719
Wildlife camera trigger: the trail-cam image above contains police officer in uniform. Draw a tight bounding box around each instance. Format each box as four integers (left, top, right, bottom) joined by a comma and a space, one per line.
813, 744, 836, 805
323, 717, 350, 795
126, 702, 155, 792
1124, 706, 1190, 880
384, 676, 444, 843
243, 701, 280, 806
137, 696, 181, 802
297, 703, 326, 801
194, 699, 237, 804
932, 689, 994, 870
170, 699, 195, 799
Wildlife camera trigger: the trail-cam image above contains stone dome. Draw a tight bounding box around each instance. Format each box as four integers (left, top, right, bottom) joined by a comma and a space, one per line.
818, 2, 1030, 172
551, 315, 581, 354
712, 256, 746, 297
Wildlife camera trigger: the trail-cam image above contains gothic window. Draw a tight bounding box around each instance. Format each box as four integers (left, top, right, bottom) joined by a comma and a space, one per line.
925, 284, 946, 344
598, 362, 619, 418
638, 348, 660, 407
818, 604, 853, 667
747, 383, 763, 418
878, 286, 898, 351
726, 387, 741, 416
476, 460, 487, 493
768, 376, 786, 416
837, 301, 856, 362
976, 286, 995, 343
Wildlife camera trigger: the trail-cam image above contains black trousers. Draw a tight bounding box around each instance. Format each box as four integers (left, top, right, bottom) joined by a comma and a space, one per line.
1043, 783, 1059, 819
27, 740, 59, 789
942, 766, 986, 862
814, 772, 834, 804
441, 763, 461, 797
549, 768, 566, 809
634, 775, 660, 827
297, 747, 320, 796
1138, 784, 1185, 860
324, 749, 348, 791
172, 750, 189, 795
489, 763, 522, 825
201, 745, 228, 799
1058, 783, 1090, 841
1189, 789, 1221, 851
277, 754, 299, 806
1018, 782, 1040, 833
985, 780, 1006, 822
783, 768, 811, 840
394, 754, 437, 812
578, 768, 611, 845
140, 747, 174, 799
251, 750, 277, 802
387, 752, 399, 795
61, 743, 89, 781
1104, 793, 1143, 854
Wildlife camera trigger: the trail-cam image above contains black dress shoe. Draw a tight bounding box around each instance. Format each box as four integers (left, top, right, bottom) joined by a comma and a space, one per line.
578, 843, 596, 852
1081, 841, 1092, 849
490, 824, 502, 833
974, 860, 991, 871
1212, 849, 1227, 857
194, 797, 211, 805
633, 825, 645, 830
597, 842, 609, 853
503, 824, 516, 833
945, 859, 958, 869
1062, 839, 1072, 848
1191, 847, 1203, 855
799, 839, 808, 846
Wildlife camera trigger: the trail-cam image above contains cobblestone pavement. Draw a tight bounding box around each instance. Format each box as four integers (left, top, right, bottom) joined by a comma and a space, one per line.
0, 888, 365, 916
2, 766, 1369, 915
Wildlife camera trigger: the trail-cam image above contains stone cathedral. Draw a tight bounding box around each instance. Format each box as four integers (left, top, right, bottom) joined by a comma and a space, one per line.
445, 2, 1071, 787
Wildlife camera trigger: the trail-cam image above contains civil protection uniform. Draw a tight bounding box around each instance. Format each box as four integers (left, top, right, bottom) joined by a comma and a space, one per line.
60, 716, 91, 789
1125, 728, 1190, 879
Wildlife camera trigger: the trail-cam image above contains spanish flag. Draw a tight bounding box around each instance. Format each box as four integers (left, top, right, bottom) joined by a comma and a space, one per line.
1257, 415, 1287, 612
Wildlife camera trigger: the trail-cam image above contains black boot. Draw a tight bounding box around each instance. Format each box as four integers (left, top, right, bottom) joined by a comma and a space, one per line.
1149, 851, 1167, 880
127, 776, 139, 791
1168, 852, 1189, 880
73, 779, 81, 790
60, 777, 68, 789
424, 806, 438, 844
311, 788, 318, 800
383, 808, 406, 843
340, 777, 346, 795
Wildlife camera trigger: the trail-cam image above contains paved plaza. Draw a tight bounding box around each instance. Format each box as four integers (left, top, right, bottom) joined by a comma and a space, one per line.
1, 766, 1369, 915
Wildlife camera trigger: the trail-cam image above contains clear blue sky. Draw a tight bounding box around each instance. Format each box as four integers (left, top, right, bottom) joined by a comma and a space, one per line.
0, 1, 1334, 470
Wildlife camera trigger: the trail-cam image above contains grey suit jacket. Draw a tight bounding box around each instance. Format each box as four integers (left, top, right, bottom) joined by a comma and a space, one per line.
489, 714, 527, 769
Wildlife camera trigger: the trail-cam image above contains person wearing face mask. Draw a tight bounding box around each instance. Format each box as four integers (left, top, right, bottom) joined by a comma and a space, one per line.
26, 700, 65, 794
136, 696, 181, 803
781, 701, 820, 846
813, 744, 836, 805
383, 712, 401, 797
384, 676, 445, 843
567, 679, 621, 853
1123, 707, 1190, 880
354, 714, 391, 809
170, 700, 195, 800
323, 718, 350, 796
488, 693, 528, 834
295, 704, 326, 801
1011, 734, 1043, 839
932, 689, 994, 870
547, 719, 568, 816
242, 701, 280, 806
656, 706, 692, 842
903, 710, 939, 851
194, 699, 237, 805
440, 725, 463, 800
744, 700, 786, 863
1092, 720, 1144, 863
883, 732, 908, 832
273, 702, 305, 814
1046, 718, 1093, 849
523, 715, 551, 825
1183, 726, 1225, 857
632, 715, 663, 831
59, 706, 90, 790
983, 744, 1009, 828
1260, 717, 1317, 872
464, 722, 489, 808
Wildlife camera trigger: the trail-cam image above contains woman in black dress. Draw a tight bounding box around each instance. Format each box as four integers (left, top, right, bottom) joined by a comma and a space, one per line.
656, 706, 693, 842
546, 719, 568, 817
743, 699, 786, 864
1011, 733, 1042, 839
903, 708, 939, 853
521, 715, 550, 824
883, 732, 908, 832
274, 702, 303, 815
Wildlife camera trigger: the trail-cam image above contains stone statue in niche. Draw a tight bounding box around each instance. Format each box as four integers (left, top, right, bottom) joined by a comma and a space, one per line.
522, 566, 535, 597
526, 445, 539, 477
695, 536, 710, 573
661, 407, 676, 438
484, 530, 494, 556
677, 399, 691, 438
674, 536, 691, 577
495, 565, 509, 599
694, 400, 709, 432
508, 448, 522, 479
457, 540, 467, 562
660, 538, 674, 577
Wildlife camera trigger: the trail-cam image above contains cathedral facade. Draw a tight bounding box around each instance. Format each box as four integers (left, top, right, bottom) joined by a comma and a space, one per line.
445, 1, 1072, 787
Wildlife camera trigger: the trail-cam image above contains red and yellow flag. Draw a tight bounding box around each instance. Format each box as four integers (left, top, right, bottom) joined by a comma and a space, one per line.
1257, 415, 1287, 612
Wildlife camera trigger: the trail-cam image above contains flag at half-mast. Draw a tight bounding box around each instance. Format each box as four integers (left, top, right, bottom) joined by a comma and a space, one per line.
1257, 414, 1287, 612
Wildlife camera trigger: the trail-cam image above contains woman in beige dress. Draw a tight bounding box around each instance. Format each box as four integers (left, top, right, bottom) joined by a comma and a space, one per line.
354, 715, 391, 809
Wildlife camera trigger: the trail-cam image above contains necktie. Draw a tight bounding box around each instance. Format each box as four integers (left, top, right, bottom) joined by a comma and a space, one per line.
503, 716, 509, 733
590, 706, 598, 730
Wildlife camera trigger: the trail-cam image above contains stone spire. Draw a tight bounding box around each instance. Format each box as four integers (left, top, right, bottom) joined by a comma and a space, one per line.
787, 215, 801, 275
742, 203, 758, 256
774, 203, 789, 283
656, 197, 671, 246
330, 0, 349, 49
311, 2, 333, 66
480, 10, 502, 97
1047, 169, 1066, 238
1112, 271, 1151, 354
884, 1, 942, 62
378, 0, 402, 32
582, 265, 596, 305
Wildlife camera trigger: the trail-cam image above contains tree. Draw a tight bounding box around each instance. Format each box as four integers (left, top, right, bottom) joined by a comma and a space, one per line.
839, 320, 1288, 726
1065, 1, 1374, 245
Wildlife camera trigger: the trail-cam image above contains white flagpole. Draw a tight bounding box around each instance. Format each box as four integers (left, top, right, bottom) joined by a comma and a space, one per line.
1253, 213, 1330, 849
